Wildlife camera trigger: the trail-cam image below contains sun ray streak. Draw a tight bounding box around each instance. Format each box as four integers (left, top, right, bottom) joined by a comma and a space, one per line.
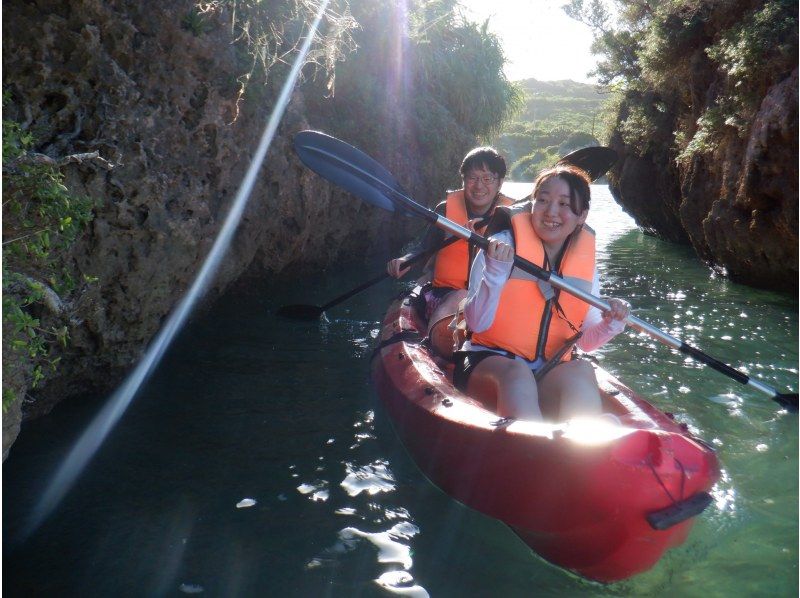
24, 0, 332, 538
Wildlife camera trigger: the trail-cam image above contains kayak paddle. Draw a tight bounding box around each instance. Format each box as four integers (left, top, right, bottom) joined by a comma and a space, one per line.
277, 243, 439, 320
279, 139, 617, 320
278, 217, 492, 320
557, 146, 619, 182
292, 130, 798, 412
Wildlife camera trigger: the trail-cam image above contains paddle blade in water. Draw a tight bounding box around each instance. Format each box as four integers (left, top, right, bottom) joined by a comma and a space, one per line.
294, 130, 408, 213
276, 304, 324, 320
774, 392, 798, 413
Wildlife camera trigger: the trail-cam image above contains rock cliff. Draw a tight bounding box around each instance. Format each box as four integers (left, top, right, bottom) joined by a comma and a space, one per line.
606, 2, 797, 293
2, 1, 426, 457
609, 70, 797, 291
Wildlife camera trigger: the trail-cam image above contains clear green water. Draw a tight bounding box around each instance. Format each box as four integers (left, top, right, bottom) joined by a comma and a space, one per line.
4, 186, 798, 596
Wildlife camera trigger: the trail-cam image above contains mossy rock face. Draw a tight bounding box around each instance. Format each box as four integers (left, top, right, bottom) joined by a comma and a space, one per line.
609, 70, 798, 293
1, 1, 402, 427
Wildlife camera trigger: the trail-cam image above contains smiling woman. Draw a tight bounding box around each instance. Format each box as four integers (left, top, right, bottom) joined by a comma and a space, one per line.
530, 173, 589, 254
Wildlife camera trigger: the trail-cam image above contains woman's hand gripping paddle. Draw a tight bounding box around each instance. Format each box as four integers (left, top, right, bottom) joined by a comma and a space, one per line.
291, 130, 798, 412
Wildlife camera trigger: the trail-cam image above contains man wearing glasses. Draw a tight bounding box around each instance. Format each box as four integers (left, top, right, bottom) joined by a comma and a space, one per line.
386, 147, 513, 357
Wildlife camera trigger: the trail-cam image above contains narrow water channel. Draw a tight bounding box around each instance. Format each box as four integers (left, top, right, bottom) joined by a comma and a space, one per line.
4, 185, 797, 596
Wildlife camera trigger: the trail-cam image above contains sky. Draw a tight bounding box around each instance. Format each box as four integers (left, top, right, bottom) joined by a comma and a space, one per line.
459, 0, 600, 83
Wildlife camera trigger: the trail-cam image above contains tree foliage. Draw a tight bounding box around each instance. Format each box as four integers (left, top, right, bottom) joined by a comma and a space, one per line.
565, 0, 798, 161
181, 0, 522, 203
2, 93, 97, 410
489, 79, 605, 180
303, 0, 523, 197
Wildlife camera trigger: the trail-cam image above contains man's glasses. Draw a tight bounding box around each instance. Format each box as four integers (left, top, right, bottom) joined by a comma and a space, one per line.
464, 174, 498, 185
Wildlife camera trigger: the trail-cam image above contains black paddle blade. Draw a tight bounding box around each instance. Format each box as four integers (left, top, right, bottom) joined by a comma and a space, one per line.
294, 130, 409, 213
558, 146, 618, 182
276, 304, 324, 320
774, 392, 798, 413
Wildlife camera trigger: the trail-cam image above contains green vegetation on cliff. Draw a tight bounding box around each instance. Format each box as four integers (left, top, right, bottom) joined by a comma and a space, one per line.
564, 0, 797, 291
566, 0, 797, 162
490, 79, 608, 181
303, 0, 522, 201
184, 0, 522, 203
2, 98, 96, 410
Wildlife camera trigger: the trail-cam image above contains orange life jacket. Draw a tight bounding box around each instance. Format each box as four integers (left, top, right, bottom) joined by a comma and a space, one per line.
470, 202, 595, 361
432, 190, 514, 290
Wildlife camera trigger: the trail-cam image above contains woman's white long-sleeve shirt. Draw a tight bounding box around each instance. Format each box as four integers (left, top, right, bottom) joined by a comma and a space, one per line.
462, 230, 625, 358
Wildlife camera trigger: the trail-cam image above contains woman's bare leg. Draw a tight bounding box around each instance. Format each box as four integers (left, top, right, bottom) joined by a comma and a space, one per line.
426, 290, 467, 359
426, 290, 466, 334
466, 355, 542, 420
537, 360, 602, 421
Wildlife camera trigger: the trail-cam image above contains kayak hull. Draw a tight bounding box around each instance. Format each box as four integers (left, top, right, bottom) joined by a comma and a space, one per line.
371, 289, 720, 583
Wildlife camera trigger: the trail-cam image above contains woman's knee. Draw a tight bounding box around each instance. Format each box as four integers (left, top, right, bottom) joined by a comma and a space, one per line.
470, 355, 532, 390
467, 356, 540, 420
428, 318, 457, 359
560, 359, 597, 380
429, 291, 466, 324
569, 358, 593, 371
553, 360, 602, 418
494, 357, 534, 382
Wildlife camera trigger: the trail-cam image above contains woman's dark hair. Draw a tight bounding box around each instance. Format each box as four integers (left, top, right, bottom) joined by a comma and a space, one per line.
459, 147, 507, 179
532, 164, 591, 215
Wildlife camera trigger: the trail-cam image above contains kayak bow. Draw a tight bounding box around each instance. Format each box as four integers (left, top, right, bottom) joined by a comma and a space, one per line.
371, 287, 720, 583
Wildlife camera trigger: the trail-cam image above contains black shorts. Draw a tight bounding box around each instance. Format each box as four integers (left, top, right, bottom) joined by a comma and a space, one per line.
452, 350, 515, 392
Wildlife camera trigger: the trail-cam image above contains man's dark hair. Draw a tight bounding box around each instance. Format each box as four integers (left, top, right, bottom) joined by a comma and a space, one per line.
459, 147, 507, 179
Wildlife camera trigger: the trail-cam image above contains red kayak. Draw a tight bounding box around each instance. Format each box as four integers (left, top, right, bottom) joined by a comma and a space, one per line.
371, 287, 720, 583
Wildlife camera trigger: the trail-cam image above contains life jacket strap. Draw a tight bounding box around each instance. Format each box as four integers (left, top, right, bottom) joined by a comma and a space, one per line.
534, 331, 583, 382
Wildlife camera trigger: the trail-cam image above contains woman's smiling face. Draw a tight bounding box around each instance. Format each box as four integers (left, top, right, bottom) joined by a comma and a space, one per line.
531, 175, 587, 254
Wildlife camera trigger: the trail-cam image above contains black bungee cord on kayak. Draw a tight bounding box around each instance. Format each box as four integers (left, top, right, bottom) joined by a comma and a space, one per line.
645, 455, 712, 531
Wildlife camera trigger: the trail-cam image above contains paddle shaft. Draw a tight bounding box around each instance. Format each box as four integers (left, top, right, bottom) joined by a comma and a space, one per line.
286, 217, 490, 317
318, 238, 447, 312
374, 173, 793, 405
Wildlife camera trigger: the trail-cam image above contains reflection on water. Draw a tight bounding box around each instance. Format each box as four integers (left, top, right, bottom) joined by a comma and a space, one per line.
3, 186, 797, 596
291, 405, 429, 596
